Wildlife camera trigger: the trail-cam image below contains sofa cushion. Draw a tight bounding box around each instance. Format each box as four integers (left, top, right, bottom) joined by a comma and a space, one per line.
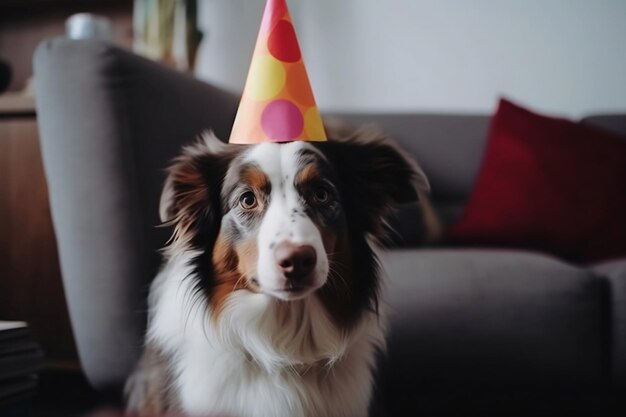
380, 249, 608, 388
447, 98, 626, 263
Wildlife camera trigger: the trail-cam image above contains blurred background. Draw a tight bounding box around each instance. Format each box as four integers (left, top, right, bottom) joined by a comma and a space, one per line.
198, 0, 626, 116
0, 0, 131, 94
1, 1, 626, 114
1, 1, 626, 416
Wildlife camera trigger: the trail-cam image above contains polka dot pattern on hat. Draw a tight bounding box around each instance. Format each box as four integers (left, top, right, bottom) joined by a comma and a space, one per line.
229, 0, 327, 144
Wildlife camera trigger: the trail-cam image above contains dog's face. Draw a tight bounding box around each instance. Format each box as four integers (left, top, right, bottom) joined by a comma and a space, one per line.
219, 141, 341, 301
160, 132, 427, 326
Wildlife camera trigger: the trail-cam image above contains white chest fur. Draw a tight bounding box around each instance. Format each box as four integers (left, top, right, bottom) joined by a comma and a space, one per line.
148, 254, 385, 417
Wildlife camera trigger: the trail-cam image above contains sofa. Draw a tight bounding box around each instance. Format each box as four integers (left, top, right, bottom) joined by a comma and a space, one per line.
34, 38, 626, 415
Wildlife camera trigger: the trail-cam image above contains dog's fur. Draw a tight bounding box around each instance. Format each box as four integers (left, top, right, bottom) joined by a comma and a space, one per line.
125, 129, 428, 417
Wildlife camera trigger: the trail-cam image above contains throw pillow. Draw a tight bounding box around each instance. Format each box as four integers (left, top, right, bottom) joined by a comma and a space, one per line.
447, 98, 626, 263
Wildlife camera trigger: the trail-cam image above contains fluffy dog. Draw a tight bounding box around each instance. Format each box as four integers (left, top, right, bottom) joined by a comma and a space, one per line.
125, 129, 428, 417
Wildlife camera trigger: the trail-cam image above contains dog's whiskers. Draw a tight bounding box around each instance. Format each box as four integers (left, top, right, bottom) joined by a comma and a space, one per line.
327, 264, 352, 297
232, 274, 247, 292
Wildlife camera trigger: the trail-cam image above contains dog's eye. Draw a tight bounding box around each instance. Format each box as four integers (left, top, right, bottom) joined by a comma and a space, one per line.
239, 192, 258, 210
313, 187, 330, 203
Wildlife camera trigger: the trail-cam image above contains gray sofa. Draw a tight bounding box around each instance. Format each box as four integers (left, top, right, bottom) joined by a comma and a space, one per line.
34, 38, 626, 415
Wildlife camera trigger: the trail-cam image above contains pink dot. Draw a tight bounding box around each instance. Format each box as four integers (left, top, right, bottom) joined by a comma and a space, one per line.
261, 100, 304, 141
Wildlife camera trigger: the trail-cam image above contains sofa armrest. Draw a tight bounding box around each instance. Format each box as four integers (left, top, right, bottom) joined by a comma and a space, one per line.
592, 258, 626, 389
34, 38, 238, 389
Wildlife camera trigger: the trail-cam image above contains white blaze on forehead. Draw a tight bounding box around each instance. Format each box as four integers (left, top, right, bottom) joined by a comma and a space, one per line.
242, 141, 322, 183
243, 142, 329, 296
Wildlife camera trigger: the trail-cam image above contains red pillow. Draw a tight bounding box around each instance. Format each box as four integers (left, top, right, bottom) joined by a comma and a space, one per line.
447, 98, 626, 263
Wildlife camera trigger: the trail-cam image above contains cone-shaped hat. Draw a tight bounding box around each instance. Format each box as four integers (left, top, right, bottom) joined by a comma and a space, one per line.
229, 0, 326, 144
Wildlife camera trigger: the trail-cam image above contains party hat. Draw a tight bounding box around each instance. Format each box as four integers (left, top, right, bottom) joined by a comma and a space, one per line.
229, 0, 327, 144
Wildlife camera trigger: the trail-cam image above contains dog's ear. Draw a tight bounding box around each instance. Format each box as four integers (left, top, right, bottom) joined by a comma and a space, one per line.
320, 130, 429, 240
159, 132, 235, 250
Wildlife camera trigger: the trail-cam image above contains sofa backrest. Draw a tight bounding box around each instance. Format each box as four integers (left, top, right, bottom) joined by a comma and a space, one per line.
326, 113, 626, 228
582, 115, 626, 138
327, 113, 491, 225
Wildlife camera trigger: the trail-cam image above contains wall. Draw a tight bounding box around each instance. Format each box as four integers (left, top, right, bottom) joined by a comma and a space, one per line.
196, 0, 626, 117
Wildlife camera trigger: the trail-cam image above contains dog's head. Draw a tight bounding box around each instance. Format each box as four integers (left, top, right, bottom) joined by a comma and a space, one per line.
160, 130, 428, 326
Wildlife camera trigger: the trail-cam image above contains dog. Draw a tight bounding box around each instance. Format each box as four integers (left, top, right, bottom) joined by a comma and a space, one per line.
125, 128, 429, 417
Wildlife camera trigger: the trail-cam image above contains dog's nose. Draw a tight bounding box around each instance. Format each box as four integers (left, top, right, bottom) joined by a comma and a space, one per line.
274, 242, 317, 282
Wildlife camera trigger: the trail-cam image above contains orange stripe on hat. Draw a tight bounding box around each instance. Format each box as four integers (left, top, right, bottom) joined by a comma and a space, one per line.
229, 0, 327, 144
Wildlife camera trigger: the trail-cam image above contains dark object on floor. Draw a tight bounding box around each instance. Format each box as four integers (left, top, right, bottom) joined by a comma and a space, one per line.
0, 58, 11, 93
0, 321, 44, 417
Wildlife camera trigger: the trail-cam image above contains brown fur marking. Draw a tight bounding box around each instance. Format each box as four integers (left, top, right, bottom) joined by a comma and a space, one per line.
241, 166, 270, 193
235, 237, 259, 284
210, 233, 259, 319
295, 164, 321, 186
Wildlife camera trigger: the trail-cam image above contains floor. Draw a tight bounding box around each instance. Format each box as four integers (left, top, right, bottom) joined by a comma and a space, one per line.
31, 368, 121, 417
15, 368, 626, 417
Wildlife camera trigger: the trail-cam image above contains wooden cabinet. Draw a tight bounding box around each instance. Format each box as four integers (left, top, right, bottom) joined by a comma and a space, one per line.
0, 93, 78, 369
